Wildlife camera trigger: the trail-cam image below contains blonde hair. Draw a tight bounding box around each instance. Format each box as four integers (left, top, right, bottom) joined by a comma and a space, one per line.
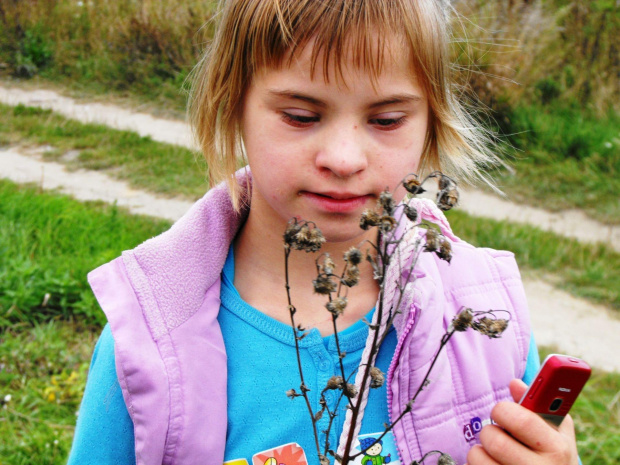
188, 0, 500, 209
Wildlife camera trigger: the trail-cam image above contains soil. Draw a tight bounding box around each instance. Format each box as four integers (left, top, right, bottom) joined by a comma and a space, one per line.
1, 84, 618, 372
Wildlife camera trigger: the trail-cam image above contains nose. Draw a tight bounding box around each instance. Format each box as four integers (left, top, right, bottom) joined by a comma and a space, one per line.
315, 125, 368, 178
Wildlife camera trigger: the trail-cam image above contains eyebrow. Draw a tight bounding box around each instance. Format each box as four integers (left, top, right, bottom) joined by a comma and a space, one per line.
267, 90, 423, 110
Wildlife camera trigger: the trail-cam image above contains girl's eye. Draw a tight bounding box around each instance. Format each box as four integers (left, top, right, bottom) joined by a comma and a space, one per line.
281, 112, 320, 128
369, 116, 406, 130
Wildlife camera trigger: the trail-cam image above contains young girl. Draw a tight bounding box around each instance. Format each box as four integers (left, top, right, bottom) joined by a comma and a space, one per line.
68, 1, 580, 464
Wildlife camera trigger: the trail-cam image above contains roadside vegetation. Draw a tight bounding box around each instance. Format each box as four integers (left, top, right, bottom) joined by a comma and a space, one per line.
0, 179, 171, 328
0, 103, 208, 199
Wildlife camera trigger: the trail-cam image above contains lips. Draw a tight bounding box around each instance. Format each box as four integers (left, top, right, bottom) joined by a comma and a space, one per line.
302, 191, 372, 213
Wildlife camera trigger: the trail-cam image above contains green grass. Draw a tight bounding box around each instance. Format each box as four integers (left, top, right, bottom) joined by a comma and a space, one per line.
447, 209, 620, 311
0, 103, 209, 199
0, 321, 96, 465
0, 179, 171, 328
495, 104, 620, 224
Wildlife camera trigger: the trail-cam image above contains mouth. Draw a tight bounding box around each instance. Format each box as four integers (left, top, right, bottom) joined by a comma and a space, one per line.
301, 191, 372, 214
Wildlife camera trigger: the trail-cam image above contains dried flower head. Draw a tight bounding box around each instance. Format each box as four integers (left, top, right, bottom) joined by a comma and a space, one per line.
436, 237, 453, 263
369, 367, 385, 388
342, 265, 360, 287
438, 453, 456, 465
451, 308, 473, 332
378, 214, 397, 233
472, 316, 509, 338
404, 204, 418, 222
360, 209, 381, 230
326, 297, 348, 316
286, 388, 300, 399
343, 383, 358, 399
344, 247, 362, 266
403, 176, 426, 195
326, 376, 344, 390
321, 254, 336, 275
436, 187, 459, 211
424, 228, 441, 253
379, 190, 396, 215
313, 274, 337, 295
284, 220, 325, 252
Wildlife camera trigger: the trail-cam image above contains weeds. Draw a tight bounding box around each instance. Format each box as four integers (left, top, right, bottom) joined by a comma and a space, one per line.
0, 179, 170, 327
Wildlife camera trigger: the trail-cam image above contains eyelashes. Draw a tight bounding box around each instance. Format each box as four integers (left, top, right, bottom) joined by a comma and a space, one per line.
368, 117, 406, 130
281, 112, 320, 128
281, 112, 407, 131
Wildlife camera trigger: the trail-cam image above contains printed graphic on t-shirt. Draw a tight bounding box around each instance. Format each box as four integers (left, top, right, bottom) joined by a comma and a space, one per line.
252, 442, 309, 465
350, 432, 400, 465
224, 460, 250, 465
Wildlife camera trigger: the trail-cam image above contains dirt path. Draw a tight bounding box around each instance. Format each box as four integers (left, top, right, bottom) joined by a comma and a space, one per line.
3, 84, 618, 252
1, 84, 618, 372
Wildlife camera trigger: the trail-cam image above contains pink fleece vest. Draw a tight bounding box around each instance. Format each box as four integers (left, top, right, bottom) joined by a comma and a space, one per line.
88, 173, 530, 465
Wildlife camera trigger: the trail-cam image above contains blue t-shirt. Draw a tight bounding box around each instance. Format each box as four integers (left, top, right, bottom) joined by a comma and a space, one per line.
68, 247, 541, 464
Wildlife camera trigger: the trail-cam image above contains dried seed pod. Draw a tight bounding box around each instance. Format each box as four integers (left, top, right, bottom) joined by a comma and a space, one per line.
326, 376, 344, 390
436, 237, 453, 263
325, 297, 348, 316
283, 220, 326, 252
344, 247, 362, 266
379, 190, 396, 215
438, 453, 456, 465
403, 176, 426, 195
378, 214, 396, 233
404, 204, 418, 222
424, 228, 441, 252
343, 383, 358, 399
286, 388, 299, 399
360, 209, 381, 230
321, 254, 336, 275
472, 316, 509, 338
313, 275, 337, 295
342, 265, 360, 287
451, 308, 473, 332
369, 367, 385, 388
436, 187, 459, 211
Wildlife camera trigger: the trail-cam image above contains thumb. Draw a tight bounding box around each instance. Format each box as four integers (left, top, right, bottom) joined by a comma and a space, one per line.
509, 378, 528, 402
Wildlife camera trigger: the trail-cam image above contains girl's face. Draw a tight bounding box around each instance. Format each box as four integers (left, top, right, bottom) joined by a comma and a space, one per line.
241, 41, 428, 244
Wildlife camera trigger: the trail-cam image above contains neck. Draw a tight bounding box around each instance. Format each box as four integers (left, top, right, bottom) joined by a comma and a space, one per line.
233, 206, 380, 335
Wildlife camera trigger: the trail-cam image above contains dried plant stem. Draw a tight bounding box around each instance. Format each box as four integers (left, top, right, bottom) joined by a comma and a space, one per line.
339, 237, 390, 464
284, 247, 322, 459
348, 329, 457, 461
330, 309, 352, 409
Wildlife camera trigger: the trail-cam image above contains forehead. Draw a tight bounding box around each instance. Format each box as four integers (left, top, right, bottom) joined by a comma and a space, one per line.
264, 33, 419, 92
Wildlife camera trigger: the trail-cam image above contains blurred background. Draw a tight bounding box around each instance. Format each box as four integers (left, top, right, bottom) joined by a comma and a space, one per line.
0, 0, 618, 463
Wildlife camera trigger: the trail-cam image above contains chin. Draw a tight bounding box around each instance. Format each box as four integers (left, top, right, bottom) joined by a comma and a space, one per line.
315, 222, 373, 246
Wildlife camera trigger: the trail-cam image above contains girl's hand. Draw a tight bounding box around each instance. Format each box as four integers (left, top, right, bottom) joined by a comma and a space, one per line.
466, 379, 579, 465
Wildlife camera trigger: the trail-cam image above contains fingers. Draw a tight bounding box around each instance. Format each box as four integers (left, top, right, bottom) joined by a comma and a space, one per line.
490, 398, 560, 453
508, 378, 528, 403
477, 424, 537, 465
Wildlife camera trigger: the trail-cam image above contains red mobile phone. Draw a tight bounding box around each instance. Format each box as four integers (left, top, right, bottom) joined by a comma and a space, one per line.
519, 354, 591, 427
